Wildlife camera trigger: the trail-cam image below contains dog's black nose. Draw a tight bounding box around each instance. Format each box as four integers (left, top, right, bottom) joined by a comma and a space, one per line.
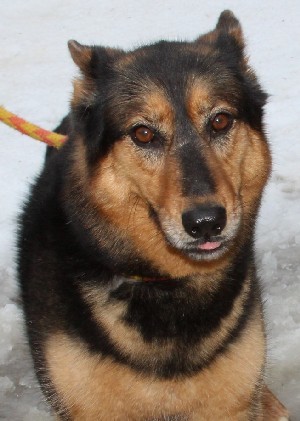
182, 205, 227, 240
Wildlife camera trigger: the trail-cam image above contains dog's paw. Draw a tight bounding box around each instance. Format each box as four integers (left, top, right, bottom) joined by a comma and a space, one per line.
263, 386, 290, 420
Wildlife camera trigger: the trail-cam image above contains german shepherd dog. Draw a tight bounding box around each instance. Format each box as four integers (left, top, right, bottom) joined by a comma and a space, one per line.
18, 10, 289, 420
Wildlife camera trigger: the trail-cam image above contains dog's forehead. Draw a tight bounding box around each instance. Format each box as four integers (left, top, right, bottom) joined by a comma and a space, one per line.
109, 69, 237, 130
111, 41, 242, 114
116, 41, 213, 86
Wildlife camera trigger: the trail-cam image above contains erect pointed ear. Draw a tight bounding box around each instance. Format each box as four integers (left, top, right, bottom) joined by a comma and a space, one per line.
215, 10, 244, 49
68, 40, 96, 107
68, 40, 123, 78
68, 40, 124, 106
195, 10, 245, 57
68, 40, 93, 74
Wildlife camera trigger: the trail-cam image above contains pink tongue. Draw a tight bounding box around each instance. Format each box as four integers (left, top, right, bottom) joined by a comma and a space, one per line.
198, 241, 221, 251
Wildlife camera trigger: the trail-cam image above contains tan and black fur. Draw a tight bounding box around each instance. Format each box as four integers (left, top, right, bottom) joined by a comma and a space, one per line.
18, 11, 289, 420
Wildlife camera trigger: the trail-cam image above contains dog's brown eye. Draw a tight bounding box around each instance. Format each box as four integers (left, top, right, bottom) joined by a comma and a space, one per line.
211, 113, 233, 132
133, 126, 155, 143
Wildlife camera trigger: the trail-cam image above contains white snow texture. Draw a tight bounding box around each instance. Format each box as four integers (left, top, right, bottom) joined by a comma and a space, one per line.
0, 1, 299, 419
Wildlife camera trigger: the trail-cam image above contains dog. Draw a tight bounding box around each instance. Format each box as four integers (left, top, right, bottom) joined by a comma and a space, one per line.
18, 10, 289, 420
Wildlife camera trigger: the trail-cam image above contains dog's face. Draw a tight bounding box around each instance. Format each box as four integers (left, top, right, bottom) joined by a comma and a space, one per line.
67, 11, 271, 276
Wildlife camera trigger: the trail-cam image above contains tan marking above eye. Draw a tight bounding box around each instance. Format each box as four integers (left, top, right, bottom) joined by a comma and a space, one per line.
211, 113, 233, 132
132, 126, 155, 143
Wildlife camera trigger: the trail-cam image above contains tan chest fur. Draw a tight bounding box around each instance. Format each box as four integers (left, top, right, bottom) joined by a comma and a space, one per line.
46, 310, 265, 421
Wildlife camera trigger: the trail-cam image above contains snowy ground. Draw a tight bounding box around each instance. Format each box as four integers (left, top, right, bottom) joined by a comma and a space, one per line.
0, 0, 299, 419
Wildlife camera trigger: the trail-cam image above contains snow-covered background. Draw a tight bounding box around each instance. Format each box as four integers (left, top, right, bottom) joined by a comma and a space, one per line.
0, 0, 299, 419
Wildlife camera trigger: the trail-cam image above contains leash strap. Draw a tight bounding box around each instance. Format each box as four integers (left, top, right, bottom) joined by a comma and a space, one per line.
0, 106, 67, 148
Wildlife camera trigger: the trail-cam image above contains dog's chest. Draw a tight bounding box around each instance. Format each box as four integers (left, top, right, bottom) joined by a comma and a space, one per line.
46, 316, 264, 421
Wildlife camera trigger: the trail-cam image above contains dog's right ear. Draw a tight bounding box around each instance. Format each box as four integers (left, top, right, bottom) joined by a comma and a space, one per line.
68, 40, 93, 75
68, 40, 96, 107
68, 40, 123, 78
68, 40, 123, 107
68, 41, 124, 160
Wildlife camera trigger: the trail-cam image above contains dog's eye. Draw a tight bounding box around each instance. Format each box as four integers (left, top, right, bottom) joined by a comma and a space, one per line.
210, 113, 233, 132
132, 126, 155, 144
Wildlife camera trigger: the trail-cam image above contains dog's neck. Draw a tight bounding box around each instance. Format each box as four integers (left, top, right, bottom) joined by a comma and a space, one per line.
107, 274, 179, 291
122, 274, 172, 283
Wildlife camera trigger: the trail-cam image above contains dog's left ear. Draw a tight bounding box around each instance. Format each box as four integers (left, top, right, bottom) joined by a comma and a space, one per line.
215, 10, 244, 49
196, 10, 245, 64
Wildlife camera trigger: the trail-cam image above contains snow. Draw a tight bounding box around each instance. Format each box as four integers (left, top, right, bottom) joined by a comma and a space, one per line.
0, 0, 299, 419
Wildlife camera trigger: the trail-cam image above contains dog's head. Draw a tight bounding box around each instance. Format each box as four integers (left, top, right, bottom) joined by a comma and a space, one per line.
66, 11, 271, 277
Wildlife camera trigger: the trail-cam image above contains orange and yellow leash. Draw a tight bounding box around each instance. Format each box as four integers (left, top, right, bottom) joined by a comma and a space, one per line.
0, 106, 67, 148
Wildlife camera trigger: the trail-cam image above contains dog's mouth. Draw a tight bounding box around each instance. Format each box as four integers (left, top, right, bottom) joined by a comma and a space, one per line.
153, 211, 238, 262
174, 236, 228, 261
198, 240, 222, 251
148, 203, 239, 261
